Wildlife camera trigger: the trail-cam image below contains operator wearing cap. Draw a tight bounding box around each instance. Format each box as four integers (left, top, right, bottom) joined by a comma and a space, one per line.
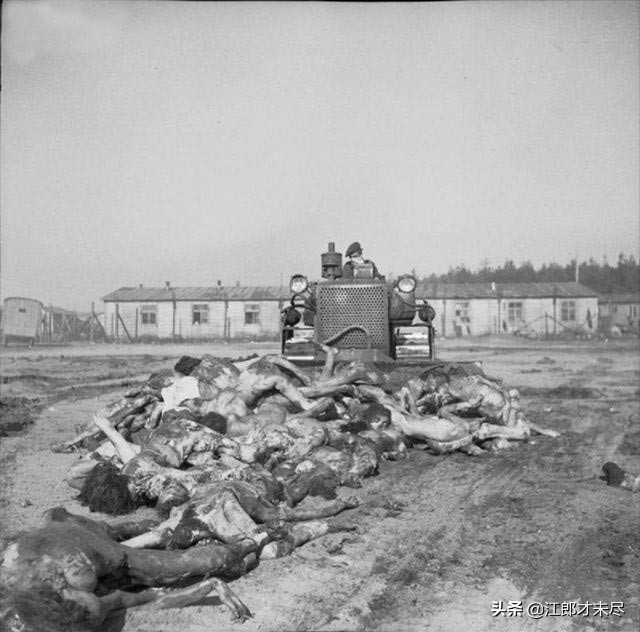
342, 241, 381, 279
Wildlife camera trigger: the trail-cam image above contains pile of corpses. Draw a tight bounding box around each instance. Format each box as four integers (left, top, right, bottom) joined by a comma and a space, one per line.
1, 351, 560, 631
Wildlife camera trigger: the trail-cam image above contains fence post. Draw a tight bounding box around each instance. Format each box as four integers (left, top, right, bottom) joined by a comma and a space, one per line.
545, 313, 549, 339
172, 295, 177, 341
441, 299, 447, 337
116, 310, 133, 342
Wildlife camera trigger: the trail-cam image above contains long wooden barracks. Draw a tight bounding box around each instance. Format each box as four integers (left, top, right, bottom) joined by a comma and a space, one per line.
102, 281, 599, 342
101, 284, 290, 342
418, 281, 599, 338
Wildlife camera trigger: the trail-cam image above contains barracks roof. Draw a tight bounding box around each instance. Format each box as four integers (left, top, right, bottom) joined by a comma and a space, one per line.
597, 293, 640, 305
103, 282, 598, 303
102, 286, 290, 302
416, 282, 598, 300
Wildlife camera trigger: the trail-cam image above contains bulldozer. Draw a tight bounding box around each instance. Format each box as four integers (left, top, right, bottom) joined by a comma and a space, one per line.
280, 242, 437, 364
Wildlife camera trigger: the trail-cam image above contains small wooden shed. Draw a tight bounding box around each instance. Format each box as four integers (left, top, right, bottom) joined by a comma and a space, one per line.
2, 297, 44, 344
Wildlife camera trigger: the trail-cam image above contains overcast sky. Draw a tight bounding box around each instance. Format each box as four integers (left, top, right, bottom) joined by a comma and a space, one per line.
1, 0, 638, 310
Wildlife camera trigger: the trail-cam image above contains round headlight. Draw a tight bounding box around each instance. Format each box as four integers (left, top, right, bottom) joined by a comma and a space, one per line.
397, 275, 416, 293
290, 274, 309, 294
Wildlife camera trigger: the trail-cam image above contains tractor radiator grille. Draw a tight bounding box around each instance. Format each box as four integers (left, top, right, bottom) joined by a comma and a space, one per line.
316, 283, 389, 349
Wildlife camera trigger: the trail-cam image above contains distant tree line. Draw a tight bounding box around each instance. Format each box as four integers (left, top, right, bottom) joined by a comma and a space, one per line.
416, 253, 639, 295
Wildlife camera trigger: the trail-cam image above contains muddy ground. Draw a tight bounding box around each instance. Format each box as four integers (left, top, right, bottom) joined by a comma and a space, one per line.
1, 337, 638, 632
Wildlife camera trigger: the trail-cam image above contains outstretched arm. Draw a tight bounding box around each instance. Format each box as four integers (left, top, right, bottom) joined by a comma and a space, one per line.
92, 414, 138, 464
95, 576, 252, 622
263, 355, 312, 385
319, 344, 339, 381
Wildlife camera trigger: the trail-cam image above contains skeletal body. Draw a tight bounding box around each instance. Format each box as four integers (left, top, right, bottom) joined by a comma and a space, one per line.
357, 384, 478, 453
122, 479, 358, 550
358, 380, 557, 453
1, 508, 256, 632
406, 365, 560, 442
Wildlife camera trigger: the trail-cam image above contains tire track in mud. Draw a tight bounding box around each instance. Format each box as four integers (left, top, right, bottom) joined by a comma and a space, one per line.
514, 492, 639, 632
465, 460, 525, 506
513, 406, 640, 632
314, 451, 538, 631
357, 406, 637, 632
463, 398, 639, 632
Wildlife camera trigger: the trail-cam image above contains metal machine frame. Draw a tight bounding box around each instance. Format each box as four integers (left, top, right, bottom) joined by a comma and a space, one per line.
281, 242, 436, 364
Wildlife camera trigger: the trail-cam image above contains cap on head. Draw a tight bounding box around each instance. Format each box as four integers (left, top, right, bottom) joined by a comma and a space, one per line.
346, 241, 362, 257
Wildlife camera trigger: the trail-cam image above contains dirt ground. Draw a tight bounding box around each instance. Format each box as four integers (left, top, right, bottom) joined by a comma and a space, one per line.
1, 337, 639, 632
